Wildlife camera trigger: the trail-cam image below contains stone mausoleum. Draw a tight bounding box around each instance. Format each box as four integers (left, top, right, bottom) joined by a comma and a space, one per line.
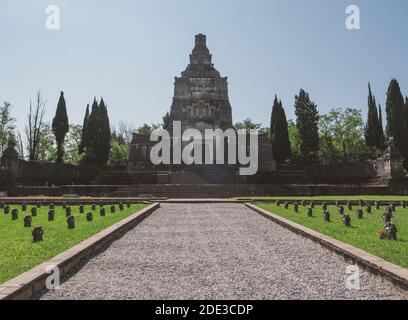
128, 34, 276, 184
0, 34, 406, 197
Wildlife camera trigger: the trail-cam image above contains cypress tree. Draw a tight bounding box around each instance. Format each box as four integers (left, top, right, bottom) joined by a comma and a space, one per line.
97, 98, 112, 164
79, 104, 90, 154
80, 97, 112, 165
365, 83, 381, 148
378, 104, 386, 151
270, 95, 279, 140
386, 79, 407, 158
270, 96, 291, 163
82, 98, 99, 164
294, 89, 320, 163
405, 96, 408, 139
52, 91, 69, 164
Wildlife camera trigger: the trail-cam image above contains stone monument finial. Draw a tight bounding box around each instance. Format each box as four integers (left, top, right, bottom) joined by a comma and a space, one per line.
195, 34, 207, 46
191, 34, 211, 65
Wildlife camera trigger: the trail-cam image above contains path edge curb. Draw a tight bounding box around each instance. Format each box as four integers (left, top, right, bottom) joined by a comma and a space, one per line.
0, 202, 160, 300
245, 203, 408, 291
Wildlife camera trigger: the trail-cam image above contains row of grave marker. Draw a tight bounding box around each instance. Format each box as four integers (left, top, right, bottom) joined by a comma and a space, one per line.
2, 202, 133, 243
276, 200, 398, 241
274, 200, 407, 208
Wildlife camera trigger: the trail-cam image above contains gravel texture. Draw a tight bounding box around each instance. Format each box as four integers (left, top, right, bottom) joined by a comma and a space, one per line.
40, 203, 408, 300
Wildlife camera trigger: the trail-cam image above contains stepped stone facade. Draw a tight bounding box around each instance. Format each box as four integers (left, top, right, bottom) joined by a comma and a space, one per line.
128, 34, 276, 184
169, 34, 233, 132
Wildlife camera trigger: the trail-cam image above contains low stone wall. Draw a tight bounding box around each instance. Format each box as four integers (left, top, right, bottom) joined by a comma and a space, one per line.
10, 184, 401, 198
306, 161, 377, 184
0, 161, 131, 189
0, 157, 404, 194
13, 185, 123, 197
113, 184, 408, 198
16, 161, 98, 186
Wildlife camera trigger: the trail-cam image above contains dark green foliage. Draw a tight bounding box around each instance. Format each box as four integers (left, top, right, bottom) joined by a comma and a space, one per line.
86, 98, 99, 153
386, 79, 407, 159
294, 89, 320, 163
405, 96, 408, 141
52, 91, 69, 164
97, 98, 112, 164
80, 97, 112, 165
364, 84, 383, 150
162, 112, 171, 130
319, 134, 337, 165
78, 104, 89, 154
270, 95, 291, 163
378, 104, 386, 151
270, 96, 278, 138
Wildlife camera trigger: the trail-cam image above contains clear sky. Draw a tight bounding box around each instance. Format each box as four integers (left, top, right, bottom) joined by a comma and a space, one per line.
0, 0, 407, 133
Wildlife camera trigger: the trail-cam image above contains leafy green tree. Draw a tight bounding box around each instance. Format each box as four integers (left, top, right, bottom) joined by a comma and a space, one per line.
386, 79, 407, 159
364, 84, 382, 150
259, 127, 270, 135
319, 134, 338, 165
0, 102, 16, 154
234, 118, 262, 132
270, 96, 291, 163
108, 140, 129, 167
37, 123, 56, 162
64, 124, 83, 165
137, 123, 162, 135
287, 120, 300, 159
52, 91, 69, 163
319, 108, 369, 163
294, 89, 320, 163
112, 122, 135, 145
108, 122, 134, 167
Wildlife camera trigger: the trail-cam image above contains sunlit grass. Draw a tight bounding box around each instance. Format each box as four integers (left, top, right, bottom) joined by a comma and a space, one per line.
241, 195, 408, 201
0, 203, 147, 284
257, 203, 408, 268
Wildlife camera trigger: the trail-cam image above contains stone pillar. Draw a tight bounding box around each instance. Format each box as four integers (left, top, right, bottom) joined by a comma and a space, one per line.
258, 134, 277, 173
375, 138, 406, 183
0, 140, 20, 190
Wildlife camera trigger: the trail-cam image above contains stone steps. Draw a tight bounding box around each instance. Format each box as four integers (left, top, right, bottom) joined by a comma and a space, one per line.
112, 184, 393, 199
112, 185, 232, 198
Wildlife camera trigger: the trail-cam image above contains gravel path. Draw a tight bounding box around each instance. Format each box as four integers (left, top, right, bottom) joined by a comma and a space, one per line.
40, 203, 408, 300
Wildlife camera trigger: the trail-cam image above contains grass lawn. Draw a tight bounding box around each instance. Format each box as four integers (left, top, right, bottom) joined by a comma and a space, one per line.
241, 195, 408, 201
0, 203, 147, 285
257, 202, 408, 268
